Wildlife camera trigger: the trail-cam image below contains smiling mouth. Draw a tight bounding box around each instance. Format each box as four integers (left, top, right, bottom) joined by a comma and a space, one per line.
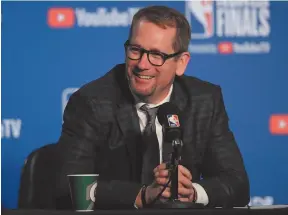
136, 75, 154, 80
133, 72, 155, 80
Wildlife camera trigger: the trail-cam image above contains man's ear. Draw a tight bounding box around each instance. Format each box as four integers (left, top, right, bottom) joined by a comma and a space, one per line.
175, 52, 191, 76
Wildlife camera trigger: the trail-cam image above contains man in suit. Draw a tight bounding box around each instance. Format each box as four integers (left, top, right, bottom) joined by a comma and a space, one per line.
56, 5, 249, 209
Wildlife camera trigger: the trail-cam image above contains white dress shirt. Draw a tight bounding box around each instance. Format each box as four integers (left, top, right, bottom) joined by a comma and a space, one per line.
133, 85, 209, 205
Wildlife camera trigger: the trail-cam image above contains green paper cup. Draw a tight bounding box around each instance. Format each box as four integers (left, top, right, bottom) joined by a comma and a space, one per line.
67, 174, 99, 211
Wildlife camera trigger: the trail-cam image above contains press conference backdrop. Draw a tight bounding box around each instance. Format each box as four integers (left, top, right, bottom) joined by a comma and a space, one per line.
2, 0, 288, 209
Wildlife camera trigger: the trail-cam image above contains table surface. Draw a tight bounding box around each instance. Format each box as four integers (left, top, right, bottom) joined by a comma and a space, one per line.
3, 206, 288, 215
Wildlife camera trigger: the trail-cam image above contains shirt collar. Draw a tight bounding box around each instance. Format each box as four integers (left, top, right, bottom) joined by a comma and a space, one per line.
133, 85, 173, 110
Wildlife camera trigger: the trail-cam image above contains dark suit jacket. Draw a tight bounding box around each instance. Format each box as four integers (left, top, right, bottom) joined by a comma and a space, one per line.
56, 63, 249, 209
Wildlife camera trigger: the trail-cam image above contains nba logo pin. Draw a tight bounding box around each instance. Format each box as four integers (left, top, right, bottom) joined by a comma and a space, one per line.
167, 115, 180, 127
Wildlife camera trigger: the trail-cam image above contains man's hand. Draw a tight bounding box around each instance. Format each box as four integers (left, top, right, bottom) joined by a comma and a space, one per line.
143, 163, 170, 205
177, 165, 196, 202
135, 163, 197, 208
135, 163, 168, 208
153, 163, 196, 202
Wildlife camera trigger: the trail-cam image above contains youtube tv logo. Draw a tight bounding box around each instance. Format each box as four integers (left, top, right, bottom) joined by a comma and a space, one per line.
218, 42, 233, 54
47, 8, 75, 28
269, 114, 288, 135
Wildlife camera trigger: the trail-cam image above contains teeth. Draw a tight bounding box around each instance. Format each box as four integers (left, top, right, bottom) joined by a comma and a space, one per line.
138, 75, 153, 80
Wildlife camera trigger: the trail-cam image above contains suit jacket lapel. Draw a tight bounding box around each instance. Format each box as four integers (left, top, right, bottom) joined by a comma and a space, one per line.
115, 73, 142, 182
170, 76, 188, 115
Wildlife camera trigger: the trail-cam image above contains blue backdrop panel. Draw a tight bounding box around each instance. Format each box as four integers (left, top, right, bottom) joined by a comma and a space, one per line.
2, 1, 288, 208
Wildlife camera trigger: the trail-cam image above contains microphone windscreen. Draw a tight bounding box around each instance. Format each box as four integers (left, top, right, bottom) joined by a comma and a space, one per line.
157, 102, 181, 127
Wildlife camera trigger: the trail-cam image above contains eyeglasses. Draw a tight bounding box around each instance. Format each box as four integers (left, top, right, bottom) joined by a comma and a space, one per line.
124, 40, 182, 66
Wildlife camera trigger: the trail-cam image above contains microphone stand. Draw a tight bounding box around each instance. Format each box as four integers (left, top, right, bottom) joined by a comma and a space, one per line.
150, 139, 205, 209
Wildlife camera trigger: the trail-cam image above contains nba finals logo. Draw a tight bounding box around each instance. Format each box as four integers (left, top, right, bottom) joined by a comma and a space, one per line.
185, 0, 271, 54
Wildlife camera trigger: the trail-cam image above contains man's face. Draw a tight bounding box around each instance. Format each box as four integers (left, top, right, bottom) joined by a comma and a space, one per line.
125, 20, 190, 103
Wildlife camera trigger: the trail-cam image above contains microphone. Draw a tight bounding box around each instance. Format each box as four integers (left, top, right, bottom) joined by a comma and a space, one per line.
157, 102, 183, 201
157, 102, 182, 143
149, 102, 204, 209
157, 102, 183, 164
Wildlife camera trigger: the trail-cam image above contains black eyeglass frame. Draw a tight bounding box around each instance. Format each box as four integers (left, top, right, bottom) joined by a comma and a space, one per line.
124, 40, 183, 66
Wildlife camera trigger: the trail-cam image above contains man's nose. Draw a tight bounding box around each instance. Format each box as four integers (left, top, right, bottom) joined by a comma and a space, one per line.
137, 52, 150, 70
